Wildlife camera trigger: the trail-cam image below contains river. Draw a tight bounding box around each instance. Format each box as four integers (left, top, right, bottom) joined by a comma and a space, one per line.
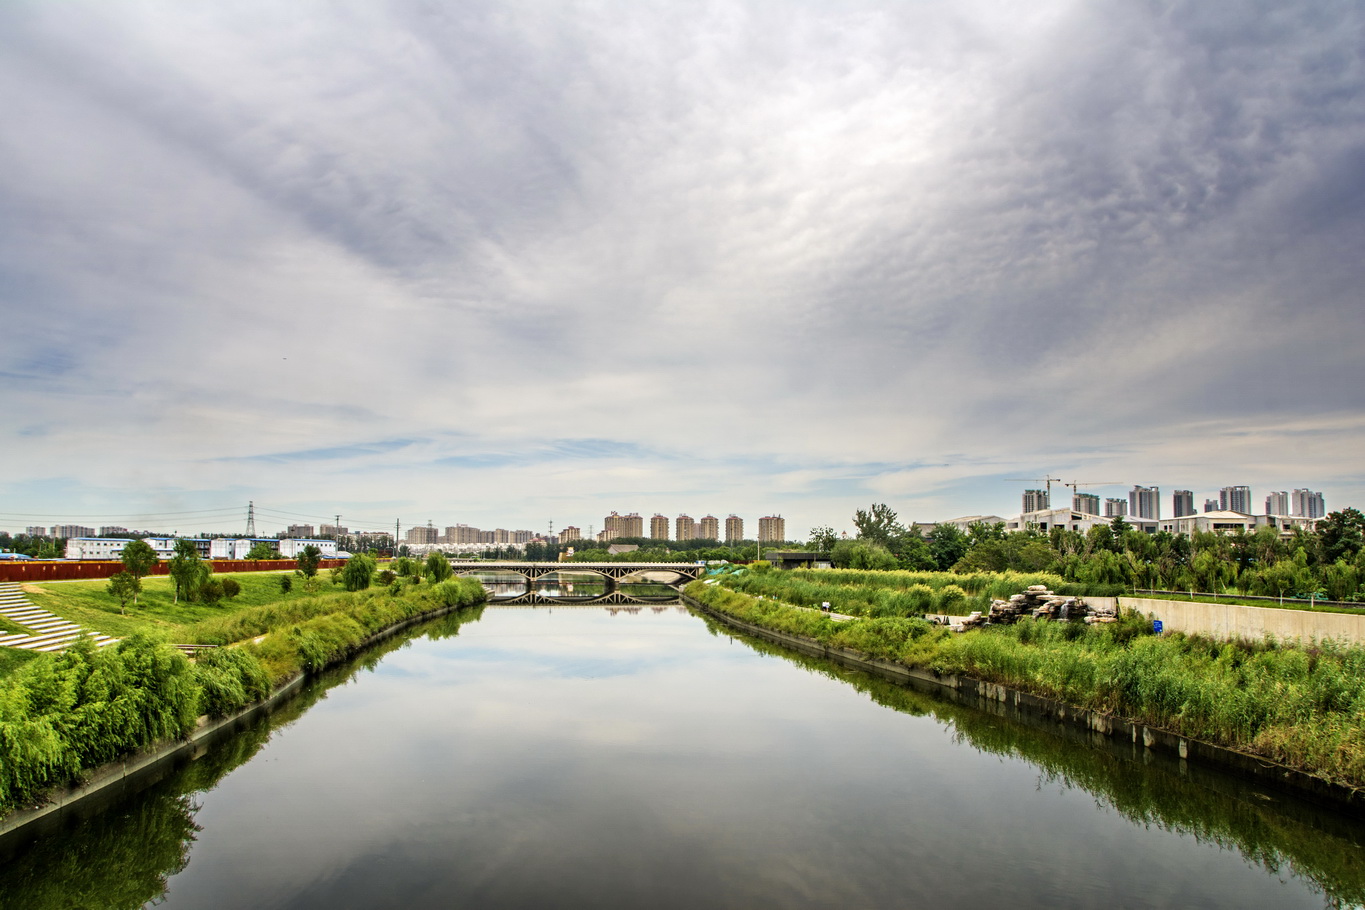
1, 603, 1362, 909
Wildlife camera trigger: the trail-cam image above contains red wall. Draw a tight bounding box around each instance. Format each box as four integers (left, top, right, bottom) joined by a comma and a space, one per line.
0, 559, 345, 583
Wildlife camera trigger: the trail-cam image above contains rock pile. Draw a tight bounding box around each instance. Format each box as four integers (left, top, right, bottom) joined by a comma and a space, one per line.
959, 585, 1118, 629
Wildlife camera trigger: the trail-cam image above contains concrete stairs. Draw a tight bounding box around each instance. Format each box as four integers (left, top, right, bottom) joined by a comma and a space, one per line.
0, 582, 118, 652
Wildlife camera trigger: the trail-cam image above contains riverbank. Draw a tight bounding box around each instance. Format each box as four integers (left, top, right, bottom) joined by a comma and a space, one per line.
0, 577, 487, 838
684, 581, 1365, 810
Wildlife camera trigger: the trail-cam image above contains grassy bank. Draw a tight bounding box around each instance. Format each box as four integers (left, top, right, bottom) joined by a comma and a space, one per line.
687, 574, 1365, 792
20, 572, 353, 642
0, 575, 487, 816
720, 567, 1110, 618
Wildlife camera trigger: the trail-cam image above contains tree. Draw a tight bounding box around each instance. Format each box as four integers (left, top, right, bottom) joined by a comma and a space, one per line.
926, 524, 969, 571
808, 526, 838, 553
119, 539, 157, 604
1318, 508, 1365, 563
168, 540, 208, 604
341, 554, 376, 592
296, 544, 322, 578
424, 551, 453, 584
107, 571, 140, 615
848, 542, 897, 570
853, 503, 904, 550
245, 541, 278, 560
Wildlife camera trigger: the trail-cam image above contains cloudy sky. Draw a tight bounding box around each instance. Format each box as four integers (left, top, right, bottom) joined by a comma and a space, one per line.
2, 0, 1362, 540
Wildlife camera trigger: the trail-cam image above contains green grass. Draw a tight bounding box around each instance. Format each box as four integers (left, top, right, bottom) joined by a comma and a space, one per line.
19, 572, 351, 642
0, 647, 42, 677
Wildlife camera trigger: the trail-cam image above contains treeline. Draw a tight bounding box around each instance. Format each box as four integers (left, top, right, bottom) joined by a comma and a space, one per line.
0, 533, 64, 559
837, 504, 1365, 601
0, 576, 486, 815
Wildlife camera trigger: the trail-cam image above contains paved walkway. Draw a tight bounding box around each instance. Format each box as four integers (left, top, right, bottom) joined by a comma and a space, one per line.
0, 582, 118, 652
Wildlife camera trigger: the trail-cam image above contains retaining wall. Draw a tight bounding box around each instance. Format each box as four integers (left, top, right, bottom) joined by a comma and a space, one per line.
1118, 595, 1365, 645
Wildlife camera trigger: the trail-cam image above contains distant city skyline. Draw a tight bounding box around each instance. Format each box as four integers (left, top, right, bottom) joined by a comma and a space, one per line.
4, 479, 1338, 546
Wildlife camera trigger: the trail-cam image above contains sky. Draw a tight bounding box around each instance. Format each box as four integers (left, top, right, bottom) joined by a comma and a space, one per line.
2, 0, 1363, 541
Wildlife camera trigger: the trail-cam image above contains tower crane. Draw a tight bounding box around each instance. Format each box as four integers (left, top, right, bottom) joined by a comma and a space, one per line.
1061, 480, 1121, 513
1004, 475, 1064, 501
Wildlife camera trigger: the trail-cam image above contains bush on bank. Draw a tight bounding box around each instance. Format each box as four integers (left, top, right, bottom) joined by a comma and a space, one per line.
686, 577, 1365, 790
0, 575, 487, 816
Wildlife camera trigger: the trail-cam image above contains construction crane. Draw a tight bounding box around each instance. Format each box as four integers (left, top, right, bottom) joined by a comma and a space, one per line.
1004, 475, 1064, 501
1061, 480, 1121, 513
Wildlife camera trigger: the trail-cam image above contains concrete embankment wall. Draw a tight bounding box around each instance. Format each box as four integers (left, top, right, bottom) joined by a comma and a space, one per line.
0, 600, 475, 847
1112, 596, 1365, 645
685, 596, 1364, 815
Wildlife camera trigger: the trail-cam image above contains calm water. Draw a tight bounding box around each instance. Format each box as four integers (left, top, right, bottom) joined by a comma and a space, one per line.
3, 604, 1364, 909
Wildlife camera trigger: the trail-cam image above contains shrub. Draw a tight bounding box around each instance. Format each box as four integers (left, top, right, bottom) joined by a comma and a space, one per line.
935, 584, 968, 612
221, 578, 241, 599
278, 575, 292, 594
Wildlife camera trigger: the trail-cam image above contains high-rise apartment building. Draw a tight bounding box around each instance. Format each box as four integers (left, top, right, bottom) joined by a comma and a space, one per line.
1292, 489, 1326, 519
1204, 499, 1218, 513
1128, 486, 1160, 520
1073, 493, 1100, 515
25, 526, 47, 537
758, 515, 786, 544
560, 526, 581, 543
724, 515, 744, 543
1219, 486, 1252, 514
1022, 489, 1049, 513
405, 524, 439, 545
445, 524, 482, 544
603, 512, 644, 539
675, 515, 696, 541
287, 523, 315, 537
1265, 491, 1291, 516
698, 515, 720, 540
650, 514, 670, 540
51, 525, 95, 538
1104, 498, 1128, 518
1172, 490, 1195, 518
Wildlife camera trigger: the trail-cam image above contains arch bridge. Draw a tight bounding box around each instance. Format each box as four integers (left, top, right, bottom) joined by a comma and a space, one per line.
449, 561, 705, 583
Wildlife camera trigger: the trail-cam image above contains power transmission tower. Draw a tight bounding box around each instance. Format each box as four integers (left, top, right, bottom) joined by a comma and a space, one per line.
246, 501, 256, 537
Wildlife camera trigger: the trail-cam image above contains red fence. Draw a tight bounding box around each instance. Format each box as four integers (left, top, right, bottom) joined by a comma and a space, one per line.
0, 559, 346, 583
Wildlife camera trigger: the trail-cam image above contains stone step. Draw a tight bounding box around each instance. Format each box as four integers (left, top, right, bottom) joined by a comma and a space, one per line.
0, 610, 52, 621
14, 622, 75, 635
12, 630, 86, 649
